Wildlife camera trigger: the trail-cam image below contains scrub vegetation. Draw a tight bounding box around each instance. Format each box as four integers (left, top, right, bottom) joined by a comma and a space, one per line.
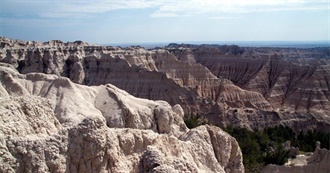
184, 115, 330, 173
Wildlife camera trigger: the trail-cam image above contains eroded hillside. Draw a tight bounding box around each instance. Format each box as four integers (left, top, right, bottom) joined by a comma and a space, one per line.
1, 37, 329, 132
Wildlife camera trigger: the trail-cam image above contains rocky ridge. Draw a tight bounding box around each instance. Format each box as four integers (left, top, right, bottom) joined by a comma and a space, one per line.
1, 37, 329, 132
0, 62, 244, 173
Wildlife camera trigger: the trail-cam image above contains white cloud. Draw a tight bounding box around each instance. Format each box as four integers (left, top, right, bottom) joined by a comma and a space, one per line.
2, 0, 328, 19
2, 0, 158, 18
151, 12, 178, 18
39, 0, 152, 18
150, 0, 329, 17
209, 16, 242, 20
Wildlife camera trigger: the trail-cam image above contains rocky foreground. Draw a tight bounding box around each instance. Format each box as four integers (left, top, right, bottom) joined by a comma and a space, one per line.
0, 63, 243, 172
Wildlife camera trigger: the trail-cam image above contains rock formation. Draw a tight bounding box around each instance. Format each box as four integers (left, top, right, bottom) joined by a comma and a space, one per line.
262, 142, 330, 173
169, 45, 330, 132
1, 37, 330, 133
171, 45, 330, 113
0, 63, 244, 173
283, 141, 299, 158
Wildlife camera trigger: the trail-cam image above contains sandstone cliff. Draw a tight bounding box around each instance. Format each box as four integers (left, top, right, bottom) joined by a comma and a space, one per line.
0, 63, 244, 173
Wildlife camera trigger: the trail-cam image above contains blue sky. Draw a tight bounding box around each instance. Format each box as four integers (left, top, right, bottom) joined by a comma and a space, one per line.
0, 0, 329, 44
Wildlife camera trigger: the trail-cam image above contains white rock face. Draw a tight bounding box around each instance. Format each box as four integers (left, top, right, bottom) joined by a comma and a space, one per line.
0, 63, 244, 173
0, 96, 61, 137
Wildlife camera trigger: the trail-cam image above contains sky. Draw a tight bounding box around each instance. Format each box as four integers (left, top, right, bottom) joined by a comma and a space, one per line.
0, 0, 329, 44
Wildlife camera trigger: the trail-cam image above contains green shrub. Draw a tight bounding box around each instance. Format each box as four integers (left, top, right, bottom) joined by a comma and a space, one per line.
183, 119, 329, 173
184, 114, 207, 129
222, 125, 329, 173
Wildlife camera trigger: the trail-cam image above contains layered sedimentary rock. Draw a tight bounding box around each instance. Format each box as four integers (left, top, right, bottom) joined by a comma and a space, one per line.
171, 45, 330, 112
169, 45, 330, 131
1, 37, 329, 132
0, 63, 244, 173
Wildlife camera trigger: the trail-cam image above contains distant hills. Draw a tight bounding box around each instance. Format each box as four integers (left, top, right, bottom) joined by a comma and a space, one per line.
108, 40, 330, 49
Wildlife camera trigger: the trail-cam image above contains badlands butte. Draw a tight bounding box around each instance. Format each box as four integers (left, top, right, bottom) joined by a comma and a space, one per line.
1, 37, 329, 132
0, 37, 329, 172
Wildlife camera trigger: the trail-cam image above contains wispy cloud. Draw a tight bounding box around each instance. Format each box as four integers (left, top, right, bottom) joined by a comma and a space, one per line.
209, 16, 242, 20
2, 0, 157, 19
39, 0, 154, 18
150, 0, 329, 17
2, 0, 327, 42
2, 0, 328, 19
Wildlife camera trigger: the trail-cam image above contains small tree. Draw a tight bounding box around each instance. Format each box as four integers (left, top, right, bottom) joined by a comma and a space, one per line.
264, 144, 290, 165
184, 114, 207, 129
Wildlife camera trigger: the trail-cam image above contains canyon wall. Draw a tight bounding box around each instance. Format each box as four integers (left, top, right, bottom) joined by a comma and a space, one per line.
1, 37, 329, 132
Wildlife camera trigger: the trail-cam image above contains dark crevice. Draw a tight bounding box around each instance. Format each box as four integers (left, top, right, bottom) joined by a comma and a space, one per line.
64, 59, 73, 78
